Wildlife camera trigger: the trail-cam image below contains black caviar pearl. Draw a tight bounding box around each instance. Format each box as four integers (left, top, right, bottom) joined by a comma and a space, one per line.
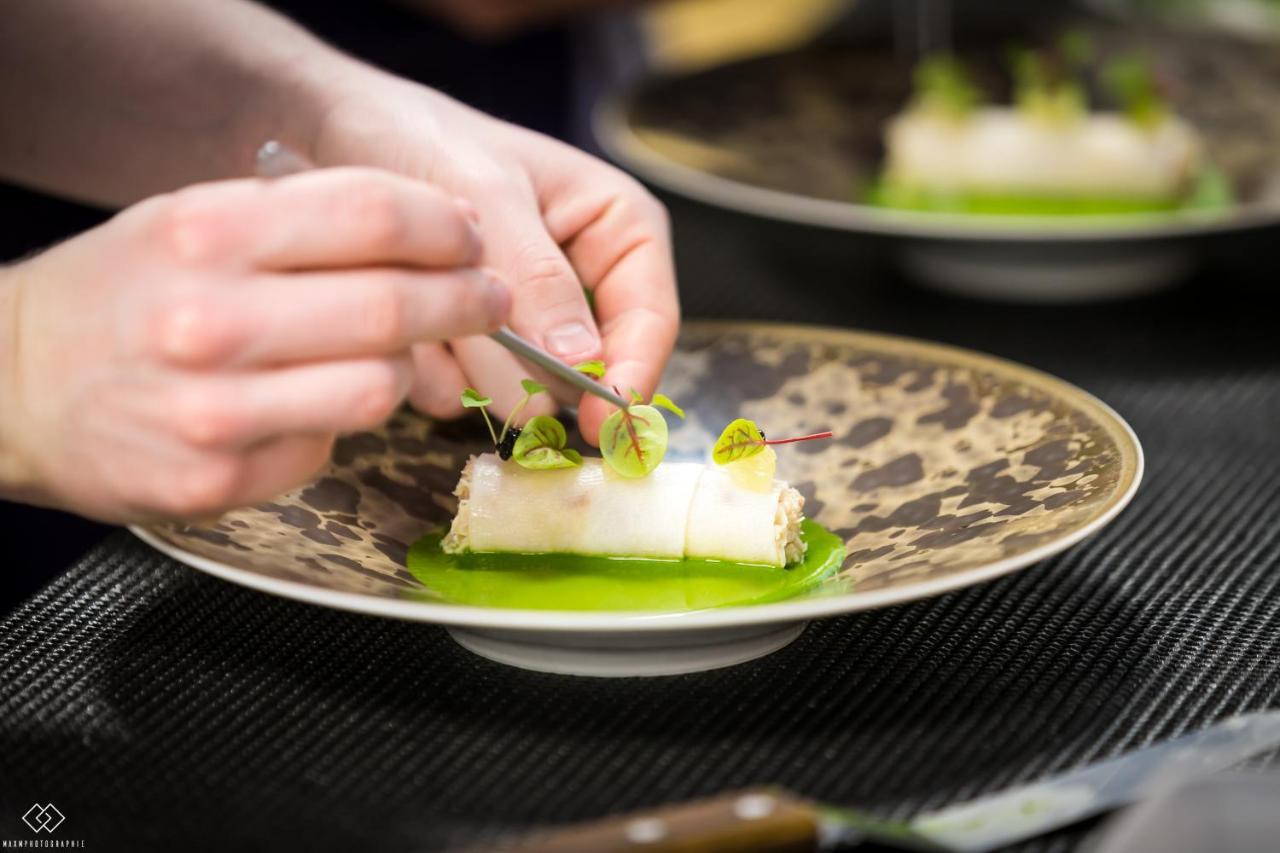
497, 427, 521, 460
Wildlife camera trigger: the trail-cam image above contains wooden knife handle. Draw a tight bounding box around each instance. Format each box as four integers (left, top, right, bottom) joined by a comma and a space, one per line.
482, 788, 822, 853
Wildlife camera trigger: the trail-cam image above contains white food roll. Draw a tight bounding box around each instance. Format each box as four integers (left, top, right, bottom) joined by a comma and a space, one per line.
444, 454, 807, 567
885, 107, 1204, 199
685, 466, 807, 567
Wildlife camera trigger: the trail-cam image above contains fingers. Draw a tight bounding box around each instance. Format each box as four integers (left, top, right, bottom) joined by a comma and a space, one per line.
164, 356, 414, 450
475, 186, 603, 365
152, 433, 335, 522
233, 433, 336, 509
539, 163, 680, 444
154, 168, 481, 271
577, 307, 677, 446
407, 342, 468, 419
449, 336, 557, 422
147, 268, 509, 368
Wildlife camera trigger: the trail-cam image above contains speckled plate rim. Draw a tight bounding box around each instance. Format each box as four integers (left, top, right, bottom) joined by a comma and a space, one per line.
131, 323, 1143, 634
593, 90, 1280, 244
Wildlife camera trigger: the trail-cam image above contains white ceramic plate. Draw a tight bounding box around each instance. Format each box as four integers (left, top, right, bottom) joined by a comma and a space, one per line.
135, 323, 1142, 675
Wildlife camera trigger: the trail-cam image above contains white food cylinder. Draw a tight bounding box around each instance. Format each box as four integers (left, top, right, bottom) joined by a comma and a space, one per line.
885, 107, 1204, 198
685, 466, 804, 567
444, 454, 806, 566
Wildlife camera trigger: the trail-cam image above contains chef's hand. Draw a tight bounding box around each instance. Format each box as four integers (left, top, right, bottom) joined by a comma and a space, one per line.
311, 69, 679, 444
0, 168, 508, 522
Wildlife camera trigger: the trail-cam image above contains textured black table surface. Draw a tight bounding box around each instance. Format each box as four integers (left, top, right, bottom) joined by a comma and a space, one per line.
2, 198, 1279, 852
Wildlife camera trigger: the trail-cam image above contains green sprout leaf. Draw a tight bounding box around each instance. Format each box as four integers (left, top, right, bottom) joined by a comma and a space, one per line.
460, 388, 492, 408
712, 418, 766, 465
1058, 30, 1094, 68
461, 387, 498, 445
913, 55, 984, 120
600, 405, 668, 478
629, 387, 645, 404
512, 416, 583, 470
1010, 46, 1086, 125
500, 378, 550, 444
572, 360, 606, 379
650, 393, 685, 420
1103, 55, 1167, 130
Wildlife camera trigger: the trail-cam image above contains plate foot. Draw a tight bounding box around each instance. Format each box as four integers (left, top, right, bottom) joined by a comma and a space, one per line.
901, 242, 1191, 302
447, 622, 806, 677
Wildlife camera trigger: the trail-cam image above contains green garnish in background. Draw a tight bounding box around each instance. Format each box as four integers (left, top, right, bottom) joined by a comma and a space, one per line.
912, 55, 984, 120
868, 166, 1234, 218
1103, 55, 1168, 129
1010, 46, 1087, 125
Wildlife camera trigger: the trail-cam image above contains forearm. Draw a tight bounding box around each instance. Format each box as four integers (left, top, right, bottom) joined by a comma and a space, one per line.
0, 0, 364, 207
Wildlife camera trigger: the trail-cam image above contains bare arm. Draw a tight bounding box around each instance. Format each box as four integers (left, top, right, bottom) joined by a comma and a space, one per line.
0, 0, 678, 455
0, 0, 352, 206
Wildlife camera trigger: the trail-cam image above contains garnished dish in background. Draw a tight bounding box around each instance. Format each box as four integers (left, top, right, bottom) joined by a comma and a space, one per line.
873, 35, 1231, 217
599, 19, 1280, 299
406, 376, 841, 612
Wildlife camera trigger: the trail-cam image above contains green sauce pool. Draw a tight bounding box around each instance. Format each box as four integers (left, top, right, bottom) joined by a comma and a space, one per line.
406, 519, 845, 612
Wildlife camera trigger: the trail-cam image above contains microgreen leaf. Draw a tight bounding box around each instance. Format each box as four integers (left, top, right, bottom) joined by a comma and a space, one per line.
1058, 30, 1093, 68
500, 378, 550, 444
600, 404, 668, 478
1010, 46, 1086, 125
651, 393, 685, 419
572, 360, 606, 379
629, 387, 644, 404
461, 387, 498, 445
713, 418, 766, 465
913, 55, 984, 119
460, 388, 492, 408
512, 416, 582, 470
1103, 55, 1167, 130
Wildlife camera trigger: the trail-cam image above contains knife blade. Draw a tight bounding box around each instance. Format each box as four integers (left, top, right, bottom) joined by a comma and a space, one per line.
901, 710, 1280, 851
478, 710, 1280, 852
254, 140, 630, 412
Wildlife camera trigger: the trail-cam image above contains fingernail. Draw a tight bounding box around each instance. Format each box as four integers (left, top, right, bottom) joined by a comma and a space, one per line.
544, 322, 599, 359
481, 268, 511, 322
455, 197, 480, 224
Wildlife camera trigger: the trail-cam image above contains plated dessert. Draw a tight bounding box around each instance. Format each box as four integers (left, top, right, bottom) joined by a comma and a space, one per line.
408, 369, 843, 611
598, 24, 1280, 300
874, 38, 1229, 217
133, 323, 1143, 675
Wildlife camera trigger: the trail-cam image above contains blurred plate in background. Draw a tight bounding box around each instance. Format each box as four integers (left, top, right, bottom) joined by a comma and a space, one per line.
1089, 0, 1280, 41
598, 16, 1280, 301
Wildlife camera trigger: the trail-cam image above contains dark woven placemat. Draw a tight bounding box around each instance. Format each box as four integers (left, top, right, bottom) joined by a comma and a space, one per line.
3, 234, 1280, 851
